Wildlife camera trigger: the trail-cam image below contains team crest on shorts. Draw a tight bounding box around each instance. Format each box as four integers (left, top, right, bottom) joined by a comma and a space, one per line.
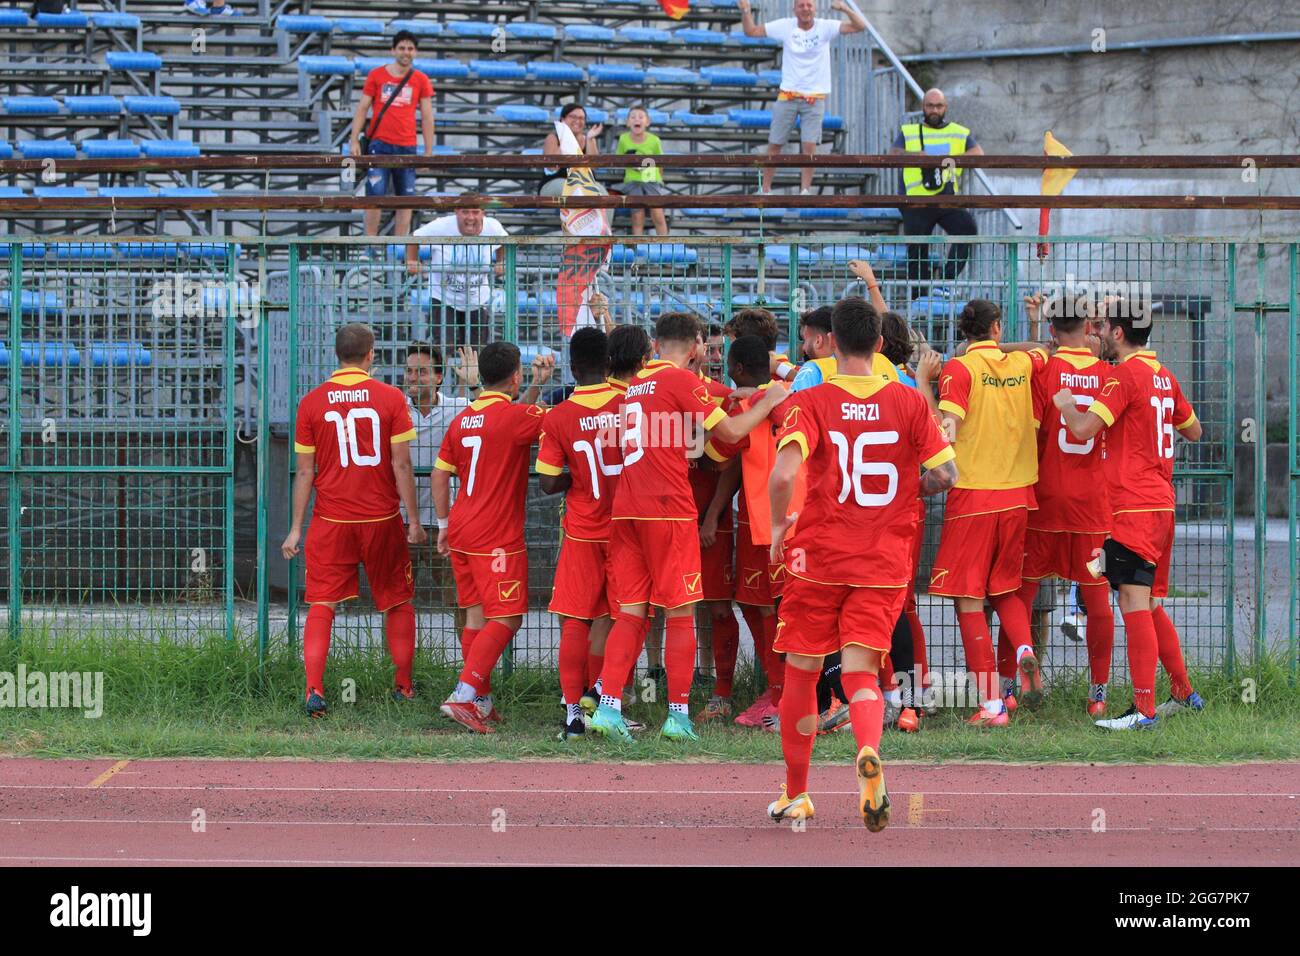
404, 562, 413, 585
497, 580, 522, 602
723, 565, 734, 583
768, 564, 786, 583
929, 568, 949, 588
743, 569, 762, 588
683, 572, 702, 594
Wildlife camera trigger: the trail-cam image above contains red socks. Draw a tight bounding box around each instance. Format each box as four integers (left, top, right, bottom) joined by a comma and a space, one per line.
303, 604, 334, 696
459, 626, 480, 663
991, 591, 1034, 661
905, 597, 930, 692
586, 652, 605, 690
458, 620, 516, 695
558, 617, 591, 707
384, 601, 416, 694
596, 611, 646, 702
1081, 584, 1115, 686
840, 670, 884, 754
665, 615, 697, 707
1122, 609, 1158, 717
957, 610, 998, 703
779, 664, 820, 798
762, 613, 784, 704
1152, 604, 1193, 700
711, 608, 741, 698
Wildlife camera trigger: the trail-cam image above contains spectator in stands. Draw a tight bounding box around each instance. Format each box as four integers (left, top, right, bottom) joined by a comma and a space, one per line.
738, 0, 867, 195
406, 206, 508, 347
350, 31, 436, 239
184, 0, 239, 15
538, 104, 605, 197
616, 107, 669, 236
888, 88, 984, 291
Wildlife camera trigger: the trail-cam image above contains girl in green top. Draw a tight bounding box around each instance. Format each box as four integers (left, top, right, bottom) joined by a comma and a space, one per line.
616, 106, 669, 236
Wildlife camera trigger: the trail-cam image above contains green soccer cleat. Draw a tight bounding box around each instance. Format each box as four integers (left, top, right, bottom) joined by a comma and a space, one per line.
660, 711, 700, 742
586, 703, 634, 742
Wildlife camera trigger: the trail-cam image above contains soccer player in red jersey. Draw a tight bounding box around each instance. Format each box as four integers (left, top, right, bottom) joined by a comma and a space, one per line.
431, 341, 554, 733
767, 297, 957, 827
1052, 304, 1205, 730
586, 313, 789, 743
282, 322, 425, 717
918, 299, 1048, 726
536, 328, 624, 741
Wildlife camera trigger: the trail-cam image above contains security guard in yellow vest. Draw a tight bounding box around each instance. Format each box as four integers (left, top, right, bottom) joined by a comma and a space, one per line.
889, 88, 985, 291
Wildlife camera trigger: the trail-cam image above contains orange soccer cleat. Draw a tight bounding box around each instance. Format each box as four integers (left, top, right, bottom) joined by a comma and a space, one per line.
443, 699, 495, 734
967, 706, 1010, 728
1018, 651, 1045, 707
896, 707, 921, 733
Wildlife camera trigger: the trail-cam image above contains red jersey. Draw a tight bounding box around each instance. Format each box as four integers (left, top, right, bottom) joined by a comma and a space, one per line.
435, 390, 547, 553
612, 359, 727, 521
707, 384, 800, 543
1030, 346, 1111, 532
688, 373, 734, 528
775, 375, 954, 587
535, 383, 624, 541
362, 66, 433, 148
294, 366, 416, 522
1089, 350, 1197, 514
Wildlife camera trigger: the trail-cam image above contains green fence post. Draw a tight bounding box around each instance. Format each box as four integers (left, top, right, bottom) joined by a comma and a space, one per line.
721, 244, 733, 376
1290, 242, 1298, 683
504, 243, 518, 343
1224, 243, 1237, 676
786, 243, 799, 351
256, 242, 270, 662
1006, 240, 1020, 338
1253, 243, 1268, 670
7, 244, 21, 645
225, 242, 237, 641
286, 242, 300, 649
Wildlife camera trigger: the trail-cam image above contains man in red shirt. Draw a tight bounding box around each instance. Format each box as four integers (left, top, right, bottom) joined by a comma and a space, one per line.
536, 328, 624, 740
767, 297, 956, 827
349, 30, 435, 239
587, 312, 789, 743
282, 323, 425, 717
432, 342, 554, 733
1053, 305, 1205, 730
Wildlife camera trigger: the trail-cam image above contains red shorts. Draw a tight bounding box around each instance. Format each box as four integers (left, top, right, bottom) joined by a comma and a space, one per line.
734, 521, 774, 606
1022, 528, 1109, 584
700, 530, 735, 600
450, 548, 529, 618
1110, 510, 1175, 598
304, 514, 412, 610
929, 507, 1028, 599
548, 536, 615, 619
609, 518, 704, 609
774, 573, 907, 658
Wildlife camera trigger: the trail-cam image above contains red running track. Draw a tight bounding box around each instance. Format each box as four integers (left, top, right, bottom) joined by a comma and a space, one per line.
0, 758, 1297, 866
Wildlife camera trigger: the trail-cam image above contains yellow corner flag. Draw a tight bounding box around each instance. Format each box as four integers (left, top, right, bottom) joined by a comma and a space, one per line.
1038, 132, 1078, 259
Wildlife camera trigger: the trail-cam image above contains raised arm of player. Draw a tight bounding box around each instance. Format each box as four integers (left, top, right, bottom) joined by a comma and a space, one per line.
912, 348, 946, 429
391, 440, 426, 545
281, 451, 316, 559
709, 381, 789, 445
521, 353, 556, 406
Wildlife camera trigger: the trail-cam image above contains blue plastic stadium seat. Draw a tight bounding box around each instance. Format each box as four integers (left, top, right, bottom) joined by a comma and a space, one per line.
353, 57, 390, 74
766, 244, 821, 266
300, 55, 355, 75
564, 24, 616, 43
430, 144, 458, 155
159, 187, 215, 197
47, 242, 115, 259
0, 290, 62, 313
822, 115, 845, 131
90, 343, 152, 367
671, 110, 727, 127
527, 61, 585, 83
106, 51, 162, 71
64, 95, 122, 115
388, 19, 443, 37
494, 104, 551, 124
816, 245, 882, 266
98, 186, 155, 197
124, 95, 181, 115
90, 12, 141, 30
121, 242, 181, 258
758, 69, 783, 86
141, 140, 200, 157
36, 11, 87, 28
0, 344, 79, 367
471, 59, 527, 80
854, 207, 903, 222
0, 242, 44, 259
415, 58, 470, 80
182, 242, 240, 259
446, 20, 496, 38
727, 108, 772, 127
18, 139, 76, 159
81, 139, 141, 158
277, 14, 334, 34
588, 63, 644, 85
733, 32, 782, 47
0, 143, 12, 159
645, 66, 702, 86
608, 244, 635, 266
334, 18, 384, 35
639, 243, 697, 265
0, 186, 23, 197
738, 207, 787, 219
618, 26, 674, 44
797, 207, 851, 220
614, 107, 670, 125
505, 23, 556, 40
5, 96, 61, 115
673, 28, 728, 46
34, 186, 88, 198
909, 295, 957, 318
553, 105, 607, 124
681, 208, 726, 218
702, 66, 757, 87
0, 9, 29, 26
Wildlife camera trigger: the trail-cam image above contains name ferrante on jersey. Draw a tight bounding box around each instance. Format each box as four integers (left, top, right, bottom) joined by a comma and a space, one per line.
327, 387, 371, 404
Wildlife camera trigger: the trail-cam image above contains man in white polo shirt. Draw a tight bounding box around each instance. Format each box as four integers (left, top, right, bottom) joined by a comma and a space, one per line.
739, 0, 867, 195
406, 205, 508, 347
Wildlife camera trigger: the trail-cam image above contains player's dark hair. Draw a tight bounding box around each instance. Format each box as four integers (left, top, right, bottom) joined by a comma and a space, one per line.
480, 341, 522, 388
568, 327, 609, 379
728, 334, 771, 382
655, 311, 700, 347
608, 324, 651, 378
831, 296, 882, 358
798, 306, 833, 336
559, 102, 586, 121
406, 341, 444, 375
335, 322, 375, 364
880, 311, 913, 367
707, 322, 723, 338
1104, 298, 1154, 347
1039, 294, 1088, 334
725, 308, 779, 351
391, 30, 418, 49
957, 299, 1001, 341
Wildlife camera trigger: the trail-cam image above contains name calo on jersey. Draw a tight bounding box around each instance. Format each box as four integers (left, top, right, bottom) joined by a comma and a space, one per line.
294, 366, 416, 522
535, 383, 625, 541
1031, 346, 1111, 533
776, 374, 954, 588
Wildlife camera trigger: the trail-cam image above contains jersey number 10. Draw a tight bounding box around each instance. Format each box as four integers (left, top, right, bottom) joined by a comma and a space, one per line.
323, 409, 381, 468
